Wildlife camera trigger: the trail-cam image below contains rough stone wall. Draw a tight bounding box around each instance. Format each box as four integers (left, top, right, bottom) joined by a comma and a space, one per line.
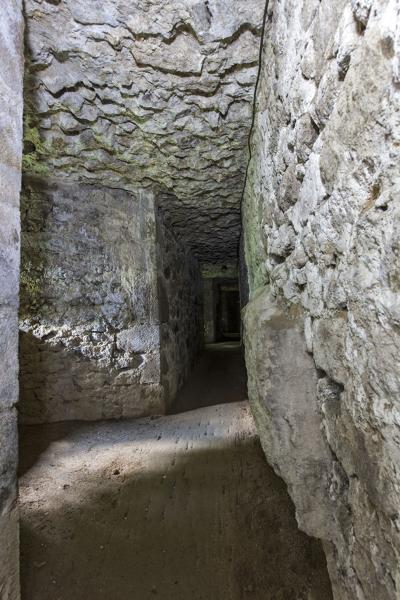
156, 212, 203, 407
0, 1, 23, 597
20, 181, 163, 423
23, 0, 265, 261
243, 1, 400, 598
203, 279, 216, 343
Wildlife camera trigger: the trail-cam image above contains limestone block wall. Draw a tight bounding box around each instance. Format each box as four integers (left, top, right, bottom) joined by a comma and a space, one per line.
0, 1, 24, 597
156, 212, 203, 407
242, 1, 400, 598
19, 181, 163, 423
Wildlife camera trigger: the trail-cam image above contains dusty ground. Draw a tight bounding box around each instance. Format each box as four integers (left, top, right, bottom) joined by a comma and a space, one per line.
169, 342, 248, 414
19, 400, 332, 600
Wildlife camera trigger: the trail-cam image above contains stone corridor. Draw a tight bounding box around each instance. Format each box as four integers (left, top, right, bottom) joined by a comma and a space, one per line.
1, 0, 400, 598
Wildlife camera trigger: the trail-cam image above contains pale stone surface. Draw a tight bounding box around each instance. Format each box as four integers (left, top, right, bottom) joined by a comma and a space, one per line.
19, 181, 164, 423
0, 0, 23, 597
243, 0, 400, 598
23, 0, 265, 261
19, 178, 205, 422
244, 290, 343, 543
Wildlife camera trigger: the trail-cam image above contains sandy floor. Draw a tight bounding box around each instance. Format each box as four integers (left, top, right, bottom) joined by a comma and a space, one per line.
19, 400, 332, 600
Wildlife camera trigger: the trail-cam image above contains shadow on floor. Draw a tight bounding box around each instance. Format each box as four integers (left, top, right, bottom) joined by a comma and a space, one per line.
19, 403, 333, 600
168, 342, 248, 414
18, 342, 246, 476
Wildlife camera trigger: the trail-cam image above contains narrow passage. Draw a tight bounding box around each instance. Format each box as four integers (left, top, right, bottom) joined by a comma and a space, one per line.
169, 342, 247, 414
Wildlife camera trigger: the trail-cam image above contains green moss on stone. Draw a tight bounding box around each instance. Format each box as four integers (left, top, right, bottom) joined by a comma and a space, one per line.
22, 112, 52, 176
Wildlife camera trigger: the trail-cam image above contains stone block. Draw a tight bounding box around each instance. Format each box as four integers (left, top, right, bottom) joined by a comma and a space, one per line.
0, 308, 19, 410
0, 506, 19, 600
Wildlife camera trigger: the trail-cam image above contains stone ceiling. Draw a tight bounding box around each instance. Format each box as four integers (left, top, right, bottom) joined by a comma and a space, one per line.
23, 0, 265, 261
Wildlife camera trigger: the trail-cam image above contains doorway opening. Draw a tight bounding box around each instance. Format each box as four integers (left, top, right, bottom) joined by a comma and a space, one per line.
216, 281, 241, 342
202, 264, 242, 346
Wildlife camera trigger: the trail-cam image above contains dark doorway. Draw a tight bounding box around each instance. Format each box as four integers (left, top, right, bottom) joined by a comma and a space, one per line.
216, 281, 240, 342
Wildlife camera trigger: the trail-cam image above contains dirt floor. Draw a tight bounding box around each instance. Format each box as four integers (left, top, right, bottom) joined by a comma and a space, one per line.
168, 342, 248, 414
19, 401, 333, 600
19, 343, 333, 599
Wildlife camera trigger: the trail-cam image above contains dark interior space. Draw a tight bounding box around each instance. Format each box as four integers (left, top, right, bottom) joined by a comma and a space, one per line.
168, 342, 247, 415
216, 283, 241, 342
203, 277, 241, 344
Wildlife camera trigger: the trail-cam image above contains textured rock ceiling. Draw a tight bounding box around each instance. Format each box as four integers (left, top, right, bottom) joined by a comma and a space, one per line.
24, 0, 265, 261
